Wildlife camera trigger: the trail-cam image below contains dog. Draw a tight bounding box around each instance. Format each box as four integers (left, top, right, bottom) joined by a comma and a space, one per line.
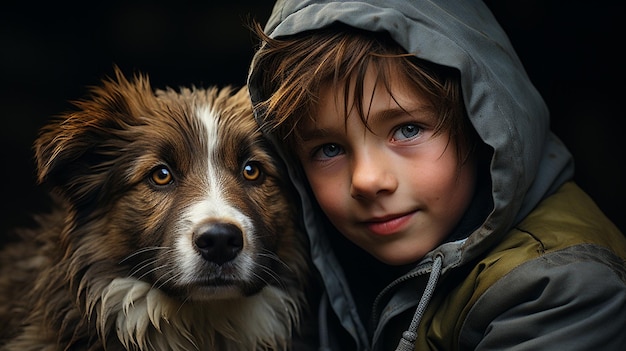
0, 68, 309, 351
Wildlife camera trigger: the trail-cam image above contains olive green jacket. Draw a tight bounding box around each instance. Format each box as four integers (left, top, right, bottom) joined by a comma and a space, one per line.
417, 182, 626, 350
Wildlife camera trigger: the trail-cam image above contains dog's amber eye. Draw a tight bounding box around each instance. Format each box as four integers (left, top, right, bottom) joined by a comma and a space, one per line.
151, 166, 173, 185
242, 162, 262, 181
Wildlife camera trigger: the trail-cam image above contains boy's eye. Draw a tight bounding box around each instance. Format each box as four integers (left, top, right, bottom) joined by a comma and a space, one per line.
392, 124, 421, 141
319, 143, 342, 158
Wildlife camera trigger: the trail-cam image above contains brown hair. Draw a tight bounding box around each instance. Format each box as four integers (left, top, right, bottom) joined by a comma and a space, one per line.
251, 21, 476, 164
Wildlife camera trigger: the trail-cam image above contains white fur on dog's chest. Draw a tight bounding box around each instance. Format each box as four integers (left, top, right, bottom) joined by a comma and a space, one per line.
98, 277, 298, 351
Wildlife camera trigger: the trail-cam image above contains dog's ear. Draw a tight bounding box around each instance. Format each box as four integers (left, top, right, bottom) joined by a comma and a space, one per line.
34, 67, 153, 200
33, 110, 107, 195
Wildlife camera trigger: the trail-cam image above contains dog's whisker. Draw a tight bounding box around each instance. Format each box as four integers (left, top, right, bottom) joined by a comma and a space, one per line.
152, 262, 178, 289
136, 264, 170, 281
176, 295, 192, 315
119, 246, 171, 264
127, 247, 180, 278
128, 257, 159, 278
255, 252, 292, 287
257, 249, 292, 272
250, 261, 284, 288
152, 265, 179, 290
249, 270, 274, 288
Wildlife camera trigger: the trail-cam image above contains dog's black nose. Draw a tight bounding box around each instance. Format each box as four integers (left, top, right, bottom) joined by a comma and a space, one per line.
194, 223, 243, 265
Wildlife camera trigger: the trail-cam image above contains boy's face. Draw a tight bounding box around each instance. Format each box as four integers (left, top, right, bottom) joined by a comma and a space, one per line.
296, 66, 476, 265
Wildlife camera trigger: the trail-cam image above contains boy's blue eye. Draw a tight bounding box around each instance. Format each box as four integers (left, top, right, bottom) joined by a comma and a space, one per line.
321, 143, 342, 158
393, 124, 421, 140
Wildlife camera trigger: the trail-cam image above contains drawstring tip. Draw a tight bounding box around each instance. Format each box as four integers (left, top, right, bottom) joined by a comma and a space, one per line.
395, 331, 417, 351
394, 254, 443, 351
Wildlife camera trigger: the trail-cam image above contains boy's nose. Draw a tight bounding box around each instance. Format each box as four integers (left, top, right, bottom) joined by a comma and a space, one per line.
350, 152, 398, 200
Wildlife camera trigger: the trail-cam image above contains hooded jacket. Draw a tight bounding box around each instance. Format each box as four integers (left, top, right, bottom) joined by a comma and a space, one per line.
247, 1, 626, 350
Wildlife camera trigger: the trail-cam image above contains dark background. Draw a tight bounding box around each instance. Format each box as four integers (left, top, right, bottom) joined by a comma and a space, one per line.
1, 1, 624, 239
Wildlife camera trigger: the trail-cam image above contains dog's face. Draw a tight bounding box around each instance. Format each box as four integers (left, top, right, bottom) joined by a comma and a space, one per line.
34, 70, 305, 302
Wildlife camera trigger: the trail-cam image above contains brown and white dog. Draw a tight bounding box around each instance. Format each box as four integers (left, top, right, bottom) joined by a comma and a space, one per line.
0, 69, 308, 351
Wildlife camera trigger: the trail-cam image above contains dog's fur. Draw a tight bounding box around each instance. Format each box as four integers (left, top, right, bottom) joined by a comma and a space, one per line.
0, 69, 308, 351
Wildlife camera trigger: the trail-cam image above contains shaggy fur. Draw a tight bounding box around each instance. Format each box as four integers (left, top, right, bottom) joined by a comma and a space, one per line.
0, 69, 308, 351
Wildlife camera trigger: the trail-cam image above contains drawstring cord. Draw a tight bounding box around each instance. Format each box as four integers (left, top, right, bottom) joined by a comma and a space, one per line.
395, 253, 444, 351
317, 253, 444, 351
318, 291, 332, 351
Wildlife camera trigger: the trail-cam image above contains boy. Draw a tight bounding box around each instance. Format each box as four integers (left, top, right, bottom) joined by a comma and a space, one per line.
247, 1, 626, 350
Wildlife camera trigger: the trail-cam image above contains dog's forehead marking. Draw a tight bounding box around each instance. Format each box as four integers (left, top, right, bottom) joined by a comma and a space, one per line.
196, 104, 220, 158
196, 104, 225, 198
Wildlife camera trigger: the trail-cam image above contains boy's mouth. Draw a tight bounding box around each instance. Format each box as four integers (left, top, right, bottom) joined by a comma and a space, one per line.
364, 211, 416, 236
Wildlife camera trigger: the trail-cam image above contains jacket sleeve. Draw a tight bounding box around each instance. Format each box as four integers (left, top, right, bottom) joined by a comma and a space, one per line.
459, 244, 626, 351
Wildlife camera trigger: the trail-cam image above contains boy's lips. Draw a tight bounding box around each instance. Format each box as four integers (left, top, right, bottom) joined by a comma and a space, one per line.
364, 211, 416, 236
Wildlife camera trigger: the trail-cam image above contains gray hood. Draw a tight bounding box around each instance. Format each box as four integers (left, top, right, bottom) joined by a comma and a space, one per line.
247, 1, 574, 348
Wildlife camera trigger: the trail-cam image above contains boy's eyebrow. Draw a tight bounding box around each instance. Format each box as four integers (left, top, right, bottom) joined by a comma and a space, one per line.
300, 105, 435, 141
300, 127, 333, 142
371, 105, 435, 124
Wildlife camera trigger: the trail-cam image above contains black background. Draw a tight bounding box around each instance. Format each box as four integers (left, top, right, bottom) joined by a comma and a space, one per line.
1, 1, 624, 239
